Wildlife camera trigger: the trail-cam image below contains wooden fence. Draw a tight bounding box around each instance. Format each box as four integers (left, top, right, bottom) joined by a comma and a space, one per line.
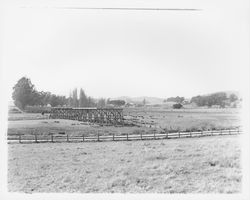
7, 128, 242, 144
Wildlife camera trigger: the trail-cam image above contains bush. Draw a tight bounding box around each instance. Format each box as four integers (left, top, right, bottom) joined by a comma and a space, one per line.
173, 103, 183, 109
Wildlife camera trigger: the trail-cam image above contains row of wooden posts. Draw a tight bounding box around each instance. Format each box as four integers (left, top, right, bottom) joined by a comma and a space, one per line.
10, 129, 241, 144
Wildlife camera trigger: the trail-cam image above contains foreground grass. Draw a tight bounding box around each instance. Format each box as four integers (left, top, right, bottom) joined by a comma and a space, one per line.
8, 135, 241, 193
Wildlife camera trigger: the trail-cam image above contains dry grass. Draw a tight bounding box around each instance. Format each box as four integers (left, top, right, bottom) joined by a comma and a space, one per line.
8, 135, 241, 193
124, 107, 241, 131
8, 113, 49, 121
7, 119, 149, 136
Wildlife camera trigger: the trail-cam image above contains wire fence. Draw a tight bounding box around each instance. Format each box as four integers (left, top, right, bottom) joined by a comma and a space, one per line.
7, 128, 242, 144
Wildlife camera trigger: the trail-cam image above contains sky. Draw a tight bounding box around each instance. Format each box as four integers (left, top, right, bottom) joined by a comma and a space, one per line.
1, 0, 249, 99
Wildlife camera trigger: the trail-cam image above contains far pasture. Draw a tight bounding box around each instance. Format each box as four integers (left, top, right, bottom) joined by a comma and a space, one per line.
7, 107, 242, 193
7, 107, 241, 137
124, 107, 241, 131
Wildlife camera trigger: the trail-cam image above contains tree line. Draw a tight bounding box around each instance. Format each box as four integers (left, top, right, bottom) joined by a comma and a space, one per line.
164, 92, 239, 108
164, 96, 185, 103
190, 92, 239, 108
12, 77, 106, 109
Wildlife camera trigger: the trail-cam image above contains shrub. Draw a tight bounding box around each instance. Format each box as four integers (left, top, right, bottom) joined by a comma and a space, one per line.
173, 103, 183, 109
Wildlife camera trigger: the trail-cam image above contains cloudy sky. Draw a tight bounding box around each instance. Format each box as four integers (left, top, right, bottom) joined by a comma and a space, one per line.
1, 0, 249, 99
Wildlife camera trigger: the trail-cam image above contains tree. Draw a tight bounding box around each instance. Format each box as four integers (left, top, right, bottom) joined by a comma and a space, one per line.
191, 92, 228, 108
108, 100, 126, 107
49, 94, 60, 107
166, 96, 185, 103
72, 88, 78, 107
173, 103, 183, 109
79, 88, 88, 107
68, 91, 73, 107
97, 98, 106, 108
87, 96, 96, 107
12, 77, 37, 109
229, 94, 238, 102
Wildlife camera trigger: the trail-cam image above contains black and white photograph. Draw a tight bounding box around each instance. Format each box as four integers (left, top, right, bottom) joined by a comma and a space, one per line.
0, 0, 249, 199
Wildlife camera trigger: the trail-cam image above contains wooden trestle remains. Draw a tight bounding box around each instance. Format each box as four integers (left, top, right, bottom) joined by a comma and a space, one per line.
49, 107, 124, 125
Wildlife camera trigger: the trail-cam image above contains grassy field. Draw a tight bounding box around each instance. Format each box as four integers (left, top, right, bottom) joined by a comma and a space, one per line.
7, 108, 241, 136
8, 135, 241, 193
8, 113, 49, 121
124, 107, 241, 131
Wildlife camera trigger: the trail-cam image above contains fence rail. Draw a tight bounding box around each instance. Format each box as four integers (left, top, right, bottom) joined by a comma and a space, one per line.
7, 128, 242, 144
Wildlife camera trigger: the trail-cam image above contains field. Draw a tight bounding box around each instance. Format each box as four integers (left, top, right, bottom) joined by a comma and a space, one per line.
124, 107, 241, 131
8, 135, 241, 193
7, 108, 241, 137
7, 107, 242, 193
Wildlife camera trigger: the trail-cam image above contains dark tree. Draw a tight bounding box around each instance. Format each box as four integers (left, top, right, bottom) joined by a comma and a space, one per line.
229, 94, 238, 102
191, 92, 228, 108
12, 77, 37, 109
108, 100, 126, 107
166, 96, 185, 103
79, 88, 88, 107
173, 103, 183, 109
97, 98, 106, 108
87, 97, 96, 107
68, 91, 73, 107
72, 88, 78, 107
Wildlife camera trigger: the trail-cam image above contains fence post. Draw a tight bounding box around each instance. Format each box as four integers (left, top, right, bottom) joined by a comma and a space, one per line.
201, 131, 203, 137
238, 128, 239, 134
154, 132, 156, 140
35, 134, 37, 143
141, 132, 143, 140
178, 131, 180, 138
51, 134, 54, 142
19, 134, 21, 143
127, 133, 129, 141
229, 130, 231, 135
113, 133, 115, 141
211, 130, 213, 136
82, 134, 85, 142
190, 131, 192, 138
97, 133, 100, 142
220, 130, 222, 135
67, 134, 69, 142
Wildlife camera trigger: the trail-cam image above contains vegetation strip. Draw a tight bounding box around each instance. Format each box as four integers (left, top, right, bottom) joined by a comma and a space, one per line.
7, 129, 241, 144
